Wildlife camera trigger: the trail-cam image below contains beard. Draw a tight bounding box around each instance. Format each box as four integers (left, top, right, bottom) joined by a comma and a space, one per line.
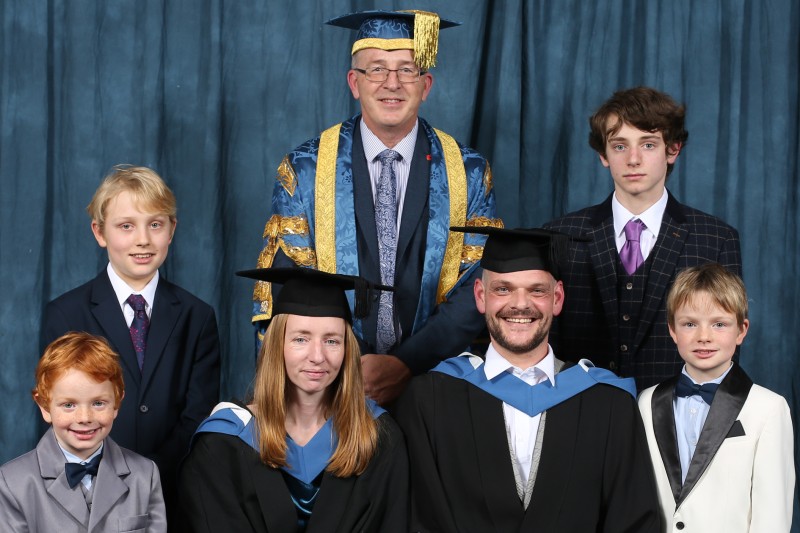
486, 310, 551, 355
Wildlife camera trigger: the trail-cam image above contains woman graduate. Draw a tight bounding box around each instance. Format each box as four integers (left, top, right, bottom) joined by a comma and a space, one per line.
179, 268, 408, 532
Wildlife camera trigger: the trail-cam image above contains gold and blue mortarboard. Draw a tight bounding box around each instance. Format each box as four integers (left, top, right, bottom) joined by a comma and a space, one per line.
236, 268, 391, 323
326, 10, 460, 70
450, 226, 578, 280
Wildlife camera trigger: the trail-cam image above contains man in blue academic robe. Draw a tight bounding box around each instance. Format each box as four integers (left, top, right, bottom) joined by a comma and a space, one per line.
252, 10, 501, 404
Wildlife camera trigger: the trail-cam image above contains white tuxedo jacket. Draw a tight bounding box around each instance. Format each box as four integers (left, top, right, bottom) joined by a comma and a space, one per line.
638, 364, 794, 532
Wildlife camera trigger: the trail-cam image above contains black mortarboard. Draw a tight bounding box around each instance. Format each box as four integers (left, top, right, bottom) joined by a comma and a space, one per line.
450, 226, 574, 279
236, 268, 391, 323
326, 10, 460, 70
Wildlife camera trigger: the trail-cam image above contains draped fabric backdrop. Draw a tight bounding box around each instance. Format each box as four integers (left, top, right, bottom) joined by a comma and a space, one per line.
2, 0, 798, 526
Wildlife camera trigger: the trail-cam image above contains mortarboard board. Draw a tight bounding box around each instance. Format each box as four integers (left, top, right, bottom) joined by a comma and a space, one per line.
449, 226, 578, 279
236, 267, 391, 323
326, 10, 460, 70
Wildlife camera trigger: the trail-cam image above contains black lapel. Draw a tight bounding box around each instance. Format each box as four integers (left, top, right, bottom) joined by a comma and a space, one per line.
523, 391, 581, 530
351, 121, 381, 271
395, 125, 430, 262
633, 194, 687, 350
679, 365, 752, 504
651, 376, 682, 503
253, 464, 298, 532
586, 196, 621, 335
308, 472, 355, 532
140, 278, 181, 392
90, 272, 141, 386
469, 386, 526, 530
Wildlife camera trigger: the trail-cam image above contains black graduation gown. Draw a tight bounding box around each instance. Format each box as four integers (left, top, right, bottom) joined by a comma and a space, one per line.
395, 372, 662, 532
178, 413, 408, 533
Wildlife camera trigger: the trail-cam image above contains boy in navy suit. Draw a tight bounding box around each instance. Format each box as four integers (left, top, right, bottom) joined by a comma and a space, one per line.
638, 263, 794, 532
42, 165, 221, 526
544, 87, 742, 389
0, 332, 167, 532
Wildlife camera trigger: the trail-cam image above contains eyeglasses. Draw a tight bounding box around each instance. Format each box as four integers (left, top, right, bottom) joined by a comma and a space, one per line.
353, 66, 426, 84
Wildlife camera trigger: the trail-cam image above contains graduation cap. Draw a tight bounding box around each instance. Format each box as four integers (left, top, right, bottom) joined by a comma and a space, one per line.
450, 226, 577, 279
236, 268, 391, 323
326, 10, 460, 70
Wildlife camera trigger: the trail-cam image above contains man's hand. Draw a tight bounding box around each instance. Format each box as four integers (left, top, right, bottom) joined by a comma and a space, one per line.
361, 353, 412, 406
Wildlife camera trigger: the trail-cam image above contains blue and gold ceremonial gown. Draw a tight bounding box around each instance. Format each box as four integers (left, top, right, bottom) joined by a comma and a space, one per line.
253, 115, 501, 373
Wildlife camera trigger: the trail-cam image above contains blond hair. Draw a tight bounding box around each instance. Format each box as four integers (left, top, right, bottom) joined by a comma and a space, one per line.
667, 263, 748, 328
252, 314, 378, 477
87, 165, 177, 230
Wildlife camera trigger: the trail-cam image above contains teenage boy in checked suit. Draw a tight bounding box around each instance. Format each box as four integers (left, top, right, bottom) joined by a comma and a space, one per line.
638, 263, 794, 532
544, 87, 741, 390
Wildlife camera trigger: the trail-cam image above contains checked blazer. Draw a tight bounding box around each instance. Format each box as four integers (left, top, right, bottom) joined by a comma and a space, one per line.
544, 191, 741, 389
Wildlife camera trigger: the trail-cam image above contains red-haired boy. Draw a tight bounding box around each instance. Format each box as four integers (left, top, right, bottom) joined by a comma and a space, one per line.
0, 332, 166, 531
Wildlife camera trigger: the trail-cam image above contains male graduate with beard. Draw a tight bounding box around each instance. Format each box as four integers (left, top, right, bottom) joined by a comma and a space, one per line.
395, 227, 661, 532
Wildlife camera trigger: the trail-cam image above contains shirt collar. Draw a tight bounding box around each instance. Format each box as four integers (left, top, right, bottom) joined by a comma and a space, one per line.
612, 188, 668, 239
59, 441, 104, 464
360, 119, 418, 164
681, 363, 732, 386
484, 343, 556, 385
107, 263, 159, 310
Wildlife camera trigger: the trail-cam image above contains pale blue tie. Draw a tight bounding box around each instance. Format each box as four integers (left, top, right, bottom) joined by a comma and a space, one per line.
375, 149, 401, 353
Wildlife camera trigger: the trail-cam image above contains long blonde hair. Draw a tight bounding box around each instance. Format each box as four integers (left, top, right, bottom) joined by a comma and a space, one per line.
252, 314, 378, 477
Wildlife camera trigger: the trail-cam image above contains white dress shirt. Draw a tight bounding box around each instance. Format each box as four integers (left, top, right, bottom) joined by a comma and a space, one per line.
612, 188, 669, 261
484, 344, 556, 486
106, 263, 157, 326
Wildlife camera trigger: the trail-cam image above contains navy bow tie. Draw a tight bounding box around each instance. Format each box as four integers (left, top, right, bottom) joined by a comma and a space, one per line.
65, 453, 102, 489
675, 373, 719, 405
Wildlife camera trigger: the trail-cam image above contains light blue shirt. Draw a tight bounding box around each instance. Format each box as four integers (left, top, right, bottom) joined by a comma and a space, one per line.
59, 442, 104, 490
674, 364, 732, 482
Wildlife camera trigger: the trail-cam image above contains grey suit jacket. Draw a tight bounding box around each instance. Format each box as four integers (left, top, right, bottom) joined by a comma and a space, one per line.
0, 429, 166, 532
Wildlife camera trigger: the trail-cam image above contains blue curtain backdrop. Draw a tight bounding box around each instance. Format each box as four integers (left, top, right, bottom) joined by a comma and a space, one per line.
2, 0, 798, 525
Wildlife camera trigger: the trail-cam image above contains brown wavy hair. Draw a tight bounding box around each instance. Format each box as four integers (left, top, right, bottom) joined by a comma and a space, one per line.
251, 314, 378, 477
589, 86, 688, 176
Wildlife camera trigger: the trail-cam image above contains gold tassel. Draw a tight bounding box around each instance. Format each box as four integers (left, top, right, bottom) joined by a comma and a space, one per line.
401, 10, 440, 70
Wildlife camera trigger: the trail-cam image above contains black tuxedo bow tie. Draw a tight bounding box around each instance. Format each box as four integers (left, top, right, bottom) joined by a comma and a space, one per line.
65, 453, 102, 489
675, 373, 719, 405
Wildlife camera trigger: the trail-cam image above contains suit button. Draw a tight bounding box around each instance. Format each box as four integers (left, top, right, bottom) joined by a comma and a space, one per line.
626, 282, 633, 290
609, 361, 617, 371
676, 522, 685, 530
622, 314, 631, 321
620, 344, 628, 352
139, 404, 149, 413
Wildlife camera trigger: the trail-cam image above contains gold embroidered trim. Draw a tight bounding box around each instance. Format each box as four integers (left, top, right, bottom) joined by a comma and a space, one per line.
483, 163, 494, 195
461, 245, 484, 265
352, 38, 415, 55
281, 245, 316, 267
315, 124, 341, 273
252, 215, 313, 319
277, 156, 297, 196
467, 216, 504, 229
434, 128, 467, 304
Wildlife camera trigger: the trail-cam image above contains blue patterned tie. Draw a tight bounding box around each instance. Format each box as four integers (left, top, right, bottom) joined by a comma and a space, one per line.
126, 294, 150, 370
375, 149, 401, 353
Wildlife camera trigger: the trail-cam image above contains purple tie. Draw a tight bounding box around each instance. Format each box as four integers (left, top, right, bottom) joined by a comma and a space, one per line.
620, 219, 646, 275
126, 294, 150, 370
375, 149, 401, 353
